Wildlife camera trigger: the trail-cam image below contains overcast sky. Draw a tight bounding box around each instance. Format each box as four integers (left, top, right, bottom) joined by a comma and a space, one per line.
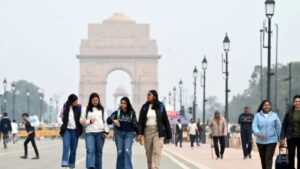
0, 0, 299, 110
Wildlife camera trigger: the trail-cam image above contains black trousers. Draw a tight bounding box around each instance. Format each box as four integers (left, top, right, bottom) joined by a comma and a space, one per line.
241, 131, 252, 157
190, 134, 196, 147
175, 133, 183, 147
213, 136, 225, 157
287, 137, 300, 169
257, 143, 277, 169
24, 134, 39, 156
2, 132, 9, 148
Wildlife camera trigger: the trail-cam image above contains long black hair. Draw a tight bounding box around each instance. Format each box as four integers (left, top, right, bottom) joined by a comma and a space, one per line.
86, 93, 104, 119
66, 94, 78, 106
147, 90, 161, 110
120, 97, 135, 114
257, 100, 272, 113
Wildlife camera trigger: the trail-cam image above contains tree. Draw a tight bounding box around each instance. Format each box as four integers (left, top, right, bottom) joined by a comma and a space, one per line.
229, 62, 300, 122
0, 80, 48, 122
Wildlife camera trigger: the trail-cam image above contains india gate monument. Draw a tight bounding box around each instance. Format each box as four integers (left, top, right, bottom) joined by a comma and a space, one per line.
77, 13, 160, 109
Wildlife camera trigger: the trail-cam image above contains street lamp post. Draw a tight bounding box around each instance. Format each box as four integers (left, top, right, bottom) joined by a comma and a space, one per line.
173, 86, 176, 113
265, 0, 275, 101
39, 90, 44, 122
179, 79, 184, 116
56, 100, 59, 118
193, 66, 198, 121
26, 89, 30, 114
223, 33, 231, 148
202, 56, 207, 125
11, 82, 16, 120
168, 92, 172, 106
3, 78, 7, 112
223, 33, 230, 122
49, 98, 53, 124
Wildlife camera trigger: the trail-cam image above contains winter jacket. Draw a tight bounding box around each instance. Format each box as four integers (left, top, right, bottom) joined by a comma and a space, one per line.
138, 102, 172, 139
107, 109, 138, 133
252, 111, 281, 144
80, 107, 109, 134
0, 117, 12, 133
58, 103, 83, 137
209, 117, 227, 137
280, 106, 300, 140
238, 112, 254, 133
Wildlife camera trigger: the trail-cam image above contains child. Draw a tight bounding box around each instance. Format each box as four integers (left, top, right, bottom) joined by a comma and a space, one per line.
20, 113, 39, 159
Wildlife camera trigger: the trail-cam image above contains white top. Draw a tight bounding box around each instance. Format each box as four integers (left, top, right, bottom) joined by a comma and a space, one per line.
188, 123, 197, 135
57, 106, 77, 129
146, 104, 157, 126
11, 122, 19, 134
80, 107, 109, 133
263, 113, 268, 118
177, 123, 182, 130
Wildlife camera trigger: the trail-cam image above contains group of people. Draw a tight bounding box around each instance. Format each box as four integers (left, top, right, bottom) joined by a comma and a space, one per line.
237, 95, 300, 169
0, 113, 19, 148
57, 90, 171, 169
173, 94, 300, 169
0, 112, 40, 159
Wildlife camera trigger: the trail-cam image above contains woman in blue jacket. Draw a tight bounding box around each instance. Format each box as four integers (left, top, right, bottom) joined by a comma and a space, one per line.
252, 100, 281, 169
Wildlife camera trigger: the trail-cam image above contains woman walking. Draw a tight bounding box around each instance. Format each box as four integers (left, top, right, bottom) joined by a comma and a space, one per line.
280, 95, 300, 169
107, 97, 138, 169
209, 111, 227, 159
137, 90, 172, 169
252, 100, 281, 169
80, 93, 109, 169
57, 94, 83, 169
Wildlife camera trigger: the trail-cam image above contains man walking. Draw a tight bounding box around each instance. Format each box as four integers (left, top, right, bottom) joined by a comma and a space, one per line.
0, 112, 12, 149
175, 119, 183, 147
238, 106, 254, 159
20, 113, 39, 159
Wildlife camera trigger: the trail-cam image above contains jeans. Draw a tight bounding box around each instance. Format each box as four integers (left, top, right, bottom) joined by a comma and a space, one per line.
24, 134, 39, 156
62, 129, 79, 168
241, 131, 252, 157
85, 132, 105, 169
213, 136, 225, 157
257, 143, 277, 169
114, 130, 134, 169
287, 137, 300, 169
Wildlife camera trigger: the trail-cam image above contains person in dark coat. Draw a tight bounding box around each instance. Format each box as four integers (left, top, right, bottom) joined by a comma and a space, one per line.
175, 119, 183, 147
280, 95, 300, 169
137, 90, 172, 169
238, 106, 254, 159
0, 112, 12, 149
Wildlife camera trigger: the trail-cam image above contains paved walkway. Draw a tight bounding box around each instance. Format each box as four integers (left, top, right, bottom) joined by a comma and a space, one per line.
163, 141, 262, 169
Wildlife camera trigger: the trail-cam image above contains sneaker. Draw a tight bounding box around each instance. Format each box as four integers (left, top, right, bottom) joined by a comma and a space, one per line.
243, 156, 247, 159
20, 155, 28, 159
31, 156, 39, 160
249, 154, 252, 159
220, 154, 223, 159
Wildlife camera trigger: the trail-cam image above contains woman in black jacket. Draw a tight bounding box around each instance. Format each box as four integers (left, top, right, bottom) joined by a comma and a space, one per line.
137, 90, 171, 169
280, 95, 300, 169
57, 94, 83, 169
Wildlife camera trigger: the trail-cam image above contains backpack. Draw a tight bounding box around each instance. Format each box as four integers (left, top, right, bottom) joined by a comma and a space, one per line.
0, 118, 11, 133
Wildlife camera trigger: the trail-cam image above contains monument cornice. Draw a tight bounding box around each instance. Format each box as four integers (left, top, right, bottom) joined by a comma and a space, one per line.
77, 55, 161, 60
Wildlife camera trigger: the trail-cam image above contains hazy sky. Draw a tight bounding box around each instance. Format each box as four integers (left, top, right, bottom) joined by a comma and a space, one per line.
0, 0, 299, 110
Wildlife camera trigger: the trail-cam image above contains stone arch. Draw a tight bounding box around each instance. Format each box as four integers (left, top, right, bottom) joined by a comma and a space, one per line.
77, 13, 160, 109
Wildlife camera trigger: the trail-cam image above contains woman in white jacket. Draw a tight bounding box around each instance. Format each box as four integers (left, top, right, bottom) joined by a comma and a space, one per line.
80, 93, 109, 169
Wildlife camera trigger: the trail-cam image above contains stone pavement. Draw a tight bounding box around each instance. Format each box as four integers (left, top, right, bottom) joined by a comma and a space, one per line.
163, 141, 263, 169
